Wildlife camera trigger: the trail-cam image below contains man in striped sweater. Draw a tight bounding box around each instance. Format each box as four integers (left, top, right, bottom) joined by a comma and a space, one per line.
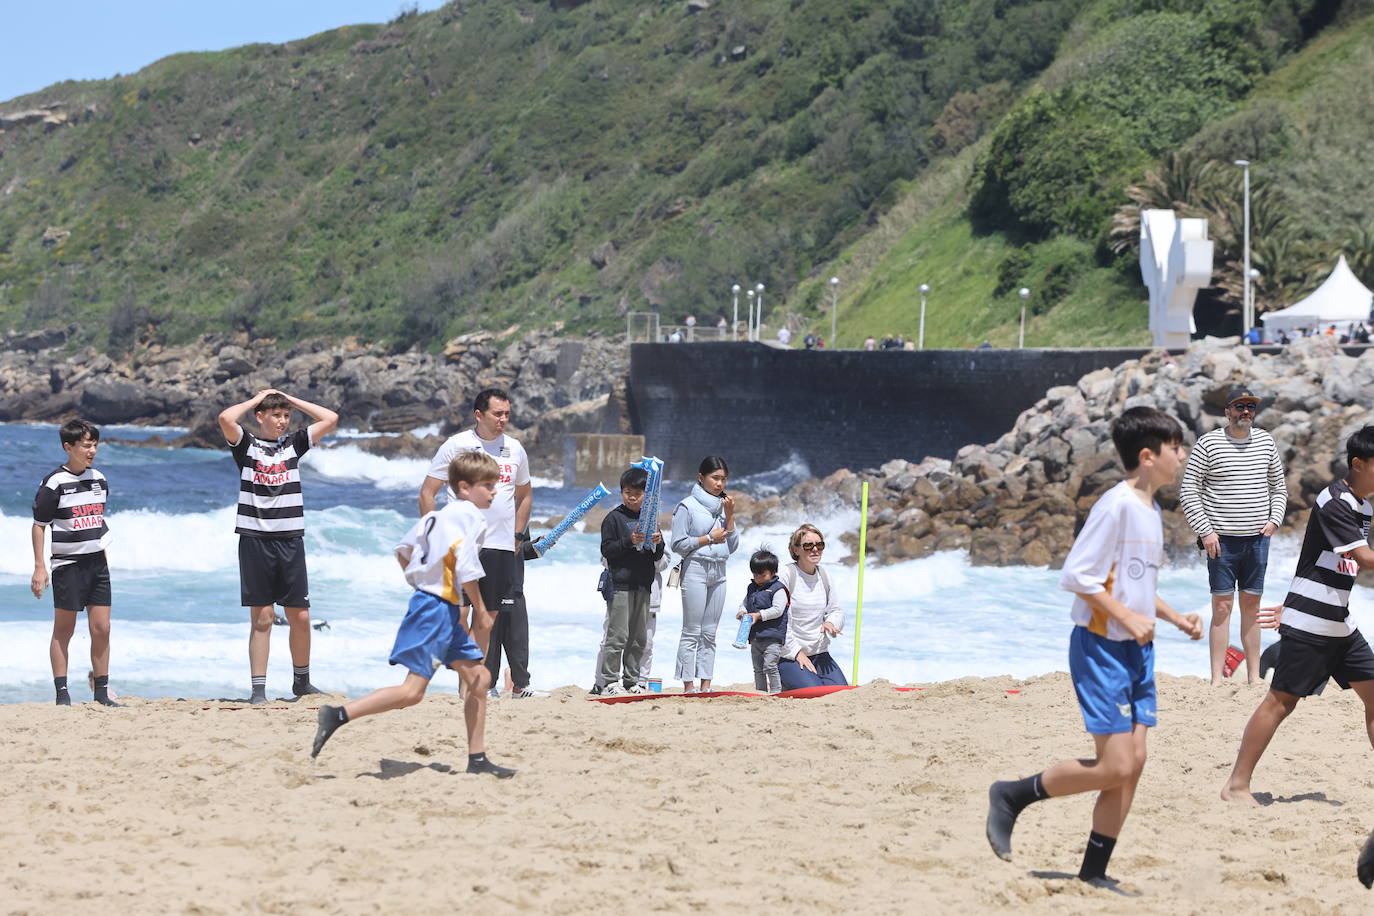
1179, 387, 1287, 685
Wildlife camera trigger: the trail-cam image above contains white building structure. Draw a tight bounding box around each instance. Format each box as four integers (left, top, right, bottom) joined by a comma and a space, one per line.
1139, 209, 1214, 347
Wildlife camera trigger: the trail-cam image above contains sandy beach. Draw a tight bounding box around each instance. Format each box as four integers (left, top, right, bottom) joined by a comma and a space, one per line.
4, 673, 1374, 914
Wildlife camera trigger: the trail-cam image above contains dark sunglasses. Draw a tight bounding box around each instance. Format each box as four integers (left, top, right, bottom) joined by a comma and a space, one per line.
1228, 403, 1258, 413
799, 540, 825, 551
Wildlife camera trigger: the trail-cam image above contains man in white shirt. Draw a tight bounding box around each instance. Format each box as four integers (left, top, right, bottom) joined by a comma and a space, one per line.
420, 388, 535, 697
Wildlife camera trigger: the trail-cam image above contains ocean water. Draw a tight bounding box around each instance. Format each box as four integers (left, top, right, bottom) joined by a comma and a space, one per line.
1, 422, 1361, 703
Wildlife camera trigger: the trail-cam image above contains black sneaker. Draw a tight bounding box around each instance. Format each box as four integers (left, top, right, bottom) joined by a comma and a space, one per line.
466, 757, 517, 778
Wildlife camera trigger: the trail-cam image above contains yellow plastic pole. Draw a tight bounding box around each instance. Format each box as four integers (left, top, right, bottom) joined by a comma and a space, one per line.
853, 481, 869, 685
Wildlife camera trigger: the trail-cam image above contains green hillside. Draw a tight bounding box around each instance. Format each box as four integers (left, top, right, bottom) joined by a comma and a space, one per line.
1, 0, 1371, 350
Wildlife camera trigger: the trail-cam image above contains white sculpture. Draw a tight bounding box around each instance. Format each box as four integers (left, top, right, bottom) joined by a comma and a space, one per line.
1139, 209, 1213, 348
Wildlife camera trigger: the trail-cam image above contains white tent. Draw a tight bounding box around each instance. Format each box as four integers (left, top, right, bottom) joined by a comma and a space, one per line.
1261, 255, 1374, 335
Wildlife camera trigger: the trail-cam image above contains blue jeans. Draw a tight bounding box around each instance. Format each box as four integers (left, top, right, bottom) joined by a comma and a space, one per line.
778, 651, 849, 690
1207, 534, 1270, 595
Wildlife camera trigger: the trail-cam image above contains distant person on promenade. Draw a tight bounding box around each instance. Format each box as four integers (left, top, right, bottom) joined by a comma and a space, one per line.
218, 389, 338, 704
31, 419, 121, 707
986, 407, 1202, 885
864, 336, 876, 351
311, 451, 516, 778
420, 388, 536, 698
777, 525, 846, 690
670, 456, 739, 693
591, 467, 664, 696
777, 326, 792, 347
1220, 425, 1374, 805
1178, 387, 1286, 685
736, 548, 791, 693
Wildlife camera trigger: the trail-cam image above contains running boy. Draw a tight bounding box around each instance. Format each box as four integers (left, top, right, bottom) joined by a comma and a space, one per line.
1221, 425, 1374, 805
311, 451, 515, 778
31, 419, 121, 707
592, 467, 664, 696
985, 406, 1203, 884
735, 549, 790, 694
217, 388, 338, 704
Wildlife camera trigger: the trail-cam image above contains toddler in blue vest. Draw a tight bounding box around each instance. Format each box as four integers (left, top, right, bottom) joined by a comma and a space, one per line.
735, 549, 791, 693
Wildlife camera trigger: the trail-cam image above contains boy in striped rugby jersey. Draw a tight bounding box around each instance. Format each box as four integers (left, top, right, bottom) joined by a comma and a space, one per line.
310, 451, 516, 777
218, 388, 338, 704
1222, 425, 1374, 805
31, 419, 121, 706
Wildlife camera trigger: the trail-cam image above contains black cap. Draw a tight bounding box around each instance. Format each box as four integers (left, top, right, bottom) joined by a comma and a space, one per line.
1226, 387, 1260, 407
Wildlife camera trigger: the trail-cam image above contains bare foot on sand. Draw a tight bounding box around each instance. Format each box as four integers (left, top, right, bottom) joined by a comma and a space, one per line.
1220, 781, 1260, 806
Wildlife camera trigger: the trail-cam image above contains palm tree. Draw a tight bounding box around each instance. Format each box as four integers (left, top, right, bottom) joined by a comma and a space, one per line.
1108, 152, 1219, 255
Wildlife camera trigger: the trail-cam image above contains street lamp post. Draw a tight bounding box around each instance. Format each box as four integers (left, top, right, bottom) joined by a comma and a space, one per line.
1247, 268, 1260, 342
1018, 287, 1031, 349
754, 282, 765, 342
731, 283, 741, 340
918, 283, 929, 350
828, 277, 839, 347
745, 289, 755, 342
1235, 159, 1252, 338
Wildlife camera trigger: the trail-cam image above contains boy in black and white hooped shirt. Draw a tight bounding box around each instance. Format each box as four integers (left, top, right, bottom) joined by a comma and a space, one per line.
1222, 424, 1374, 805
31, 419, 121, 707
217, 388, 339, 704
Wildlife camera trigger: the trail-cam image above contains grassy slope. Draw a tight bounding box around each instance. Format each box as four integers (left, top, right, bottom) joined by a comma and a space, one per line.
804, 6, 1374, 350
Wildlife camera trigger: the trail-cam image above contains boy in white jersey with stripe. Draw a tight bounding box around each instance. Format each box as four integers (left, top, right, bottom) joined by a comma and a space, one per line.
31, 419, 121, 707
986, 407, 1202, 886
1221, 425, 1374, 805
310, 451, 516, 777
218, 388, 338, 704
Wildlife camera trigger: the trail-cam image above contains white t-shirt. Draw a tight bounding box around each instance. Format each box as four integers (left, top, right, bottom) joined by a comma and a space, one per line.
1058, 480, 1164, 642
425, 429, 530, 552
395, 499, 486, 605
777, 327, 792, 345
782, 563, 844, 659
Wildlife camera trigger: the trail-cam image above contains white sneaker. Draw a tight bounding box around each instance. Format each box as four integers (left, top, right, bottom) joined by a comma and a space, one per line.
625, 683, 646, 695
601, 683, 623, 697
510, 687, 547, 698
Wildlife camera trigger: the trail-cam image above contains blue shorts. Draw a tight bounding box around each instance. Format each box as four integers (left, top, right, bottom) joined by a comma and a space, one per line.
1069, 626, 1157, 734
1207, 534, 1269, 595
389, 591, 484, 678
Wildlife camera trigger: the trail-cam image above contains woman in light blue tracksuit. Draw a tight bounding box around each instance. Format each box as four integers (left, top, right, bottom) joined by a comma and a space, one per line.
671, 456, 740, 692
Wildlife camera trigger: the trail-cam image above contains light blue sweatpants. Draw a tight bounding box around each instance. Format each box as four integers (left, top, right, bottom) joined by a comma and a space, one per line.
675, 559, 728, 682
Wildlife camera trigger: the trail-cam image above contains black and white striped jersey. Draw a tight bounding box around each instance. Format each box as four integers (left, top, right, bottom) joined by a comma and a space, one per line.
32, 465, 110, 566
228, 425, 313, 538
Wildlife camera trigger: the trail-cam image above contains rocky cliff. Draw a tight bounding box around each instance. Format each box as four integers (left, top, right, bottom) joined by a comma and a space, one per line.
0, 326, 629, 475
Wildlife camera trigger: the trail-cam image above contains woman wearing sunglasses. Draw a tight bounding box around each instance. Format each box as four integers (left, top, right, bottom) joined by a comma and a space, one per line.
778, 523, 847, 690
670, 456, 740, 693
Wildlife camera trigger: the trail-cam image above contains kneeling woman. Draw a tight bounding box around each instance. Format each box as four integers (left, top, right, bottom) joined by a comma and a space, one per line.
778, 524, 847, 690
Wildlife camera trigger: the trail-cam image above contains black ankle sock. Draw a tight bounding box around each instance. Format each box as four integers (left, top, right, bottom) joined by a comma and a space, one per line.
468, 752, 487, 765
55, 677, 70, 705
93, 674, 110, 704
1078, 831, 1117, 881
1004, 772, 1048, 813
293, 665, 310, 684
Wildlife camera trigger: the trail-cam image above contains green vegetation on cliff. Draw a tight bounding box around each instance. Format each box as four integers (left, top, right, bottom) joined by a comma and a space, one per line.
1, 0, 1371, 350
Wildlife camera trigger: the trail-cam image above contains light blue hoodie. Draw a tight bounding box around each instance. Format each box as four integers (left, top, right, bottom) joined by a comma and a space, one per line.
671, 483, 740, 575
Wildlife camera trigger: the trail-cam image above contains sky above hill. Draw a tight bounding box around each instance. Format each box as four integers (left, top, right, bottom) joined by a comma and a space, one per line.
0, 0, 448, 104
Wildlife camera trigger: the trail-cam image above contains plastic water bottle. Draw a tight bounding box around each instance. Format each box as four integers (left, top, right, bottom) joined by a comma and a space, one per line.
733, 613, 753, 649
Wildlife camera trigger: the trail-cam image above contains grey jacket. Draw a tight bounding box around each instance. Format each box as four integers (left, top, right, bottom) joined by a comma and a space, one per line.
671, 483, 740, 575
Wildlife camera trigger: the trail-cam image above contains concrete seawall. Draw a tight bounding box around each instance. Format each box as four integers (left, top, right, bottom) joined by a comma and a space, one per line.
626, 343, 1165, 479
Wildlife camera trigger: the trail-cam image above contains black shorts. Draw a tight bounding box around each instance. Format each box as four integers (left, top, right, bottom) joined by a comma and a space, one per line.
52, 552, 111, 611
477, 548, 517, 614
1272, 624, 1374, 696
238, 536, 310, 608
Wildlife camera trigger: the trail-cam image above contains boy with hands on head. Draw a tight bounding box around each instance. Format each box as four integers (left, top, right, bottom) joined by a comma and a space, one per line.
311, 451, 515, 777
986, 407, 1202, 887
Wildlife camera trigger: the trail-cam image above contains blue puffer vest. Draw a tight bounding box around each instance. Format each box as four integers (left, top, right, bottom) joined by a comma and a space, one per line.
745, 577, 790, 642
